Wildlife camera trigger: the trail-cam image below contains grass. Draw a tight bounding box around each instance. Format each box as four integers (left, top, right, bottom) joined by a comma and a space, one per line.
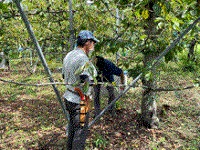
0, 58, 200, 150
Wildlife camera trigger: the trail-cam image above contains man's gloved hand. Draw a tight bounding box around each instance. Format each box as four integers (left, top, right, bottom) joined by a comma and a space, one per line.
111, 81, 117, 87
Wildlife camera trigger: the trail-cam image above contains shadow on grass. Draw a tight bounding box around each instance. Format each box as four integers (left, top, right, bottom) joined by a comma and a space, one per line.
86, 108, 154, 150
0, 94, 67, 149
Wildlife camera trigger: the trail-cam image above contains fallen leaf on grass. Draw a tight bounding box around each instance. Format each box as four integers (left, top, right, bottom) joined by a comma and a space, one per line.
114, 132, 122, 137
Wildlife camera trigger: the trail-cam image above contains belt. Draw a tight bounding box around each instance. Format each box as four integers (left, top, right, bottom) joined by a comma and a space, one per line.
67, 88, 86, 101
67, 89, 79, 96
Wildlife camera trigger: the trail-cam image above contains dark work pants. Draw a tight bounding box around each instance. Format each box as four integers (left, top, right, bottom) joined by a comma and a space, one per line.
94, 84, 116, 116
65, 100, 80, 150
65, 99, 89, 150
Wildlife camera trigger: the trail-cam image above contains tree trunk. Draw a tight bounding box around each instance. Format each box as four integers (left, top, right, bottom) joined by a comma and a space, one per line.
0, 52, 10, 70
140, 1, 160, 128
188, 39, 196, 61
141, 53, 159, 129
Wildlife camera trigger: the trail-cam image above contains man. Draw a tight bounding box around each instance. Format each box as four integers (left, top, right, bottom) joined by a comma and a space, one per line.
94, 56, 125, 116
62, 30, 98, 150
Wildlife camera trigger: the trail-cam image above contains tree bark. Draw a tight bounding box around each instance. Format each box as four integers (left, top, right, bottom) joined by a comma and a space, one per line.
188, 39, 196, 61
0, 52, 10, 70
141, 54, 159, 129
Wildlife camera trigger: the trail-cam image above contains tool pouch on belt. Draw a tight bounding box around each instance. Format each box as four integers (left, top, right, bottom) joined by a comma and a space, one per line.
80, 96, 90, 127
74, 87, 90, 127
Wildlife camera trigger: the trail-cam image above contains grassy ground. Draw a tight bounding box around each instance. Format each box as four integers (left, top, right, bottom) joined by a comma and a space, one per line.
0, 60, 199, 150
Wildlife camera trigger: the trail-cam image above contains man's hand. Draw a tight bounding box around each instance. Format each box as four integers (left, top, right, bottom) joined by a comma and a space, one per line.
119, 84, 126, 91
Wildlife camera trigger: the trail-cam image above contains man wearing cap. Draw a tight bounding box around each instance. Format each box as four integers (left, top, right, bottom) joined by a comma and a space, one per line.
94, 56, 125, 116
62, 30, 98, 150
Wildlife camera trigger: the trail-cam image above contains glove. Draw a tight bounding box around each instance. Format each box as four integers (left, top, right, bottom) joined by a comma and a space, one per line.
111, 81, 117, 87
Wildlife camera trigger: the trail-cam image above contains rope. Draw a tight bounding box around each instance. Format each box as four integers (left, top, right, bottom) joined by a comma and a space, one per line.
0, 77, 124, 87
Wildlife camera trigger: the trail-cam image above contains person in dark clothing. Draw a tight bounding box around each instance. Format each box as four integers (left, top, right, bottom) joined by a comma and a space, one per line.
94, 56, 125, 116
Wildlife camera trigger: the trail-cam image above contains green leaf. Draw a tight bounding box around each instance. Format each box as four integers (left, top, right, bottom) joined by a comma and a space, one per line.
75, 66, 84, 75
145, 71, 153, 81
157, 22, 164, 29
153, 3, 161, 16
134, 9, 141, 18
194, 83, 199, 87
140, 34, 147, 40
164, 1, 171, 12
82, 82, 89, 94
190, 10, 197, 16
88, 65, 94, 76
0, 3, 8, 11
141, 9, 149, 19
93, 77, 97, 85
155, 17, 164, 22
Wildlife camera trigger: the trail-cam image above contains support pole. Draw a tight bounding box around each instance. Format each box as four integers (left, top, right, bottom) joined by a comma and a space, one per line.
116, 8, 120, 65
13, 0, 69, 120
69, 0, 75, 51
